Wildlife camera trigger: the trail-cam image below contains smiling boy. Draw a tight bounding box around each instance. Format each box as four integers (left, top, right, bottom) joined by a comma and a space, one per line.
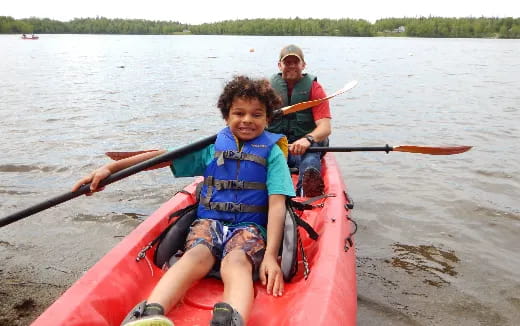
73, 75, 295, 326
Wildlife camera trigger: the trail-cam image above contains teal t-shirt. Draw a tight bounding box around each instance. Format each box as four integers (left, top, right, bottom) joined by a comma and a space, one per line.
170, 144, 296, 197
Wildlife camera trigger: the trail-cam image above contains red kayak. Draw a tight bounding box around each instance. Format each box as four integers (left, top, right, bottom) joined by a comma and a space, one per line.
32, 153, 357, 325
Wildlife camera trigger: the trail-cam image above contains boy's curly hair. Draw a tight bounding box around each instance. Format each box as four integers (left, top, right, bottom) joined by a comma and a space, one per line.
217, 75, 282, 121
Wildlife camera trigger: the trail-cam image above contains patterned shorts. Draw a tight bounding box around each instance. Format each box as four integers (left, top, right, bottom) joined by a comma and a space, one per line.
185, 218, 266, 272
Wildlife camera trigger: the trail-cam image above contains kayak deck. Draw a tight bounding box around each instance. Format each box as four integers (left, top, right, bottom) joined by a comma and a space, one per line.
32, 153, 357, 325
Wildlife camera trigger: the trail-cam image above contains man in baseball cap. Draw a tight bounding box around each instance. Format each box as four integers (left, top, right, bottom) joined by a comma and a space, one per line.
268, 45, 332, 197
279, 44, 305, 62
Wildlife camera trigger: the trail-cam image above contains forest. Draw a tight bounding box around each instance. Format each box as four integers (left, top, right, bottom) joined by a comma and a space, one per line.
1, 16, 519, 38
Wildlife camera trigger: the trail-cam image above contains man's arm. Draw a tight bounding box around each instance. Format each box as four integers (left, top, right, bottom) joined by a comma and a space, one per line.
288, 81, 332, 154
307, 117, 331, 143
288, 117, 331, 155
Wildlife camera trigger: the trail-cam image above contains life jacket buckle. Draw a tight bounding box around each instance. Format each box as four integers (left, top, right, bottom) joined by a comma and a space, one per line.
229, 180, 244, 189
225, 202, 243, 213
223, 150, 245, 160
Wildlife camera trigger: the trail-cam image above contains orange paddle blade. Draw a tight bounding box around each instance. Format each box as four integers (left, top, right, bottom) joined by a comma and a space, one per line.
280, 80, 358, 115
105, 150, 171, 170
105, 150, 157, 160
393, 145, 472, 155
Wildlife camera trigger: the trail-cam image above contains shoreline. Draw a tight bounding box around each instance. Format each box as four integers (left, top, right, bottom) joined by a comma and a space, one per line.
0, 32, 511, 39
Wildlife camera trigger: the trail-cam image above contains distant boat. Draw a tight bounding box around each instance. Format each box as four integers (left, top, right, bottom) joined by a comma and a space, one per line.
21, 34, 39, 40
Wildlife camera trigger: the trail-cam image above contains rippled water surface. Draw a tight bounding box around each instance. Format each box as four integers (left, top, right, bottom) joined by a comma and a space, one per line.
1, 35, 519, 325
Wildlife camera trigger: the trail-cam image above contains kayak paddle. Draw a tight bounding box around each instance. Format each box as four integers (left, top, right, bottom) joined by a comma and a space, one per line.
307, 145, 472, 155
0, 80, 358, 228
106, 145, 472, 165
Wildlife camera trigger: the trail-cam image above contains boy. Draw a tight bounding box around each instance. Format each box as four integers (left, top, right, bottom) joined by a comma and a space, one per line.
72, 75, 295, 326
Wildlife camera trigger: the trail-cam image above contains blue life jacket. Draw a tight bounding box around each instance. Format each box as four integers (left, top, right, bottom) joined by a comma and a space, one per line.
197, 127, 284, 227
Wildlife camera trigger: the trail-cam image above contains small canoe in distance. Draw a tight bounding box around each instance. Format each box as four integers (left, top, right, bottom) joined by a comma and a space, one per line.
21, 35, 39, 40
31, 153, 357, 325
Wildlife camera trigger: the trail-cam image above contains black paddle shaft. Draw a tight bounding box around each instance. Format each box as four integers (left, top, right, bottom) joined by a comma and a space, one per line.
0, 135, 217, 228
308, 145, 393, 153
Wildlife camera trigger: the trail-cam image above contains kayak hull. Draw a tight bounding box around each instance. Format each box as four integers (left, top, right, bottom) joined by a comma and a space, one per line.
32, 153, 357, 325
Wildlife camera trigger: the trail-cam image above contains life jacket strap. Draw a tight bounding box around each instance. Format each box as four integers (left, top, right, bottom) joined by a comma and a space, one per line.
205, 201, 267, 213
215, 150, 266, 166
204, 176, 266, 190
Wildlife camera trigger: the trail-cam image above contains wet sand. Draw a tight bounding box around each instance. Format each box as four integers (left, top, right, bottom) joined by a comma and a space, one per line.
0, 215, 137, 326
0, 265, 66, 326
0, 180, 162, 326
0, 221, 134, 326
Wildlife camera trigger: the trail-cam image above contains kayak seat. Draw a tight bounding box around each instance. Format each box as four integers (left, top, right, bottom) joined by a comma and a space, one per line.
146, 192, 317, 282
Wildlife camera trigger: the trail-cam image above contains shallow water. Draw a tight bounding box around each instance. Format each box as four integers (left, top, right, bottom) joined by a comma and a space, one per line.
1, 34, 519, 325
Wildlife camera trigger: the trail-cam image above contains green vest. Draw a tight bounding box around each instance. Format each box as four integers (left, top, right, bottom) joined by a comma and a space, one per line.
267, 73, 317, 143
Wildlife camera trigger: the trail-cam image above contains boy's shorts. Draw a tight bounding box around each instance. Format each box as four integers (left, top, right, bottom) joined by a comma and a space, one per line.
185, 218, 266, 272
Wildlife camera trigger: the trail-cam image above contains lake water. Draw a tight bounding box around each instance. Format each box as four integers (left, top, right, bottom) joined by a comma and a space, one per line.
1, 34, 519, 325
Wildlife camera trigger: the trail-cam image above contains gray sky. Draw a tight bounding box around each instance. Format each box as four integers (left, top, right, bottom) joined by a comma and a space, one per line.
3, 0, 519, 24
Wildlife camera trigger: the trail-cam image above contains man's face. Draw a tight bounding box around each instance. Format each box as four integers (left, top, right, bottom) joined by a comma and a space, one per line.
278, 55, 306, 83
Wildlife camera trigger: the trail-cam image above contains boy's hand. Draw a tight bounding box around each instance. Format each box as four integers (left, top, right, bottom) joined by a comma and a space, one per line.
259, 254, 284, 297
71, 167, 111, 195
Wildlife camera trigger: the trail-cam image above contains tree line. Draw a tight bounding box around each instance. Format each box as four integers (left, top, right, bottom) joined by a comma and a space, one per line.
1, 16, 519, 38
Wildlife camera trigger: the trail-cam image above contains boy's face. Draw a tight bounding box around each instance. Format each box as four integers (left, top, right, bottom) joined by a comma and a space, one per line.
226, 97, 268, 141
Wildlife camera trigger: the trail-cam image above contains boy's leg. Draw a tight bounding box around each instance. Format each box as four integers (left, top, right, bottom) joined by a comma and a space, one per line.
220, 250, 254, 320
122, 247, 214, 326
215, 226, 265, 324
146, 244, 215, 311
147, 219, 220, 313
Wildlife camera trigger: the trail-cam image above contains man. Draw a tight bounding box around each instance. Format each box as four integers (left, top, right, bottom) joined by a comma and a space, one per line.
267, 44, 331, 197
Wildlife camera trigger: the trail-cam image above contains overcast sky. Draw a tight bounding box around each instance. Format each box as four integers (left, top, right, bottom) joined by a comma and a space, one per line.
3, 0, 519, 24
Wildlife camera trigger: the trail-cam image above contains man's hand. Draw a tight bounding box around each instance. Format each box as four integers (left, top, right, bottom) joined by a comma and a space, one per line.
288, 137, 312, 156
